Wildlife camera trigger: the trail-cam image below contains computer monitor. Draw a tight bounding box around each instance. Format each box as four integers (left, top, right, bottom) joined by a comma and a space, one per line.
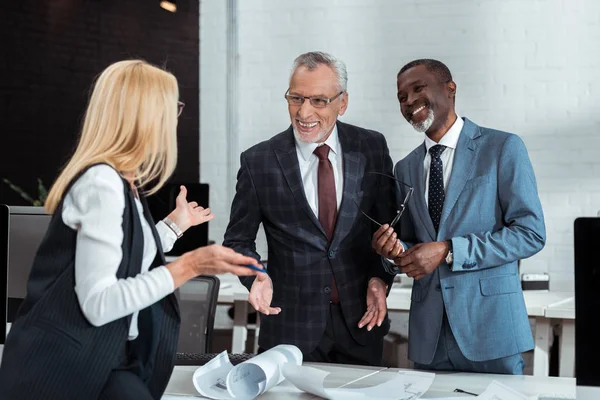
1, 205, 9, 344
574, 217, 600, 386
3, 206, 51, 326
146, 182, 210, 256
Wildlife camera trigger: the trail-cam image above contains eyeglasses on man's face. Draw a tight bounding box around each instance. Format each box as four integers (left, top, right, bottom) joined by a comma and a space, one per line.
354, 172, 414, 229
177, 101, 185, 117
284, 89, 344, 109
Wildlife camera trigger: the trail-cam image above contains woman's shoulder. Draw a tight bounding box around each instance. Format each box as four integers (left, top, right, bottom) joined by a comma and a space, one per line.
64, 164, 127, 213
69, 164, 124, 192
80, 163, 122, 182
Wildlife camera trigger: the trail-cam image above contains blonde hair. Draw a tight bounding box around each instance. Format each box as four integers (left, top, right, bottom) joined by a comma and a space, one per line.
45, 60, 179, 213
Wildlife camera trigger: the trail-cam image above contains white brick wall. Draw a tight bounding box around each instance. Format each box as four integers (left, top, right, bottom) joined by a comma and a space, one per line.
199, 0, 229, 245
201, 0, 600, 291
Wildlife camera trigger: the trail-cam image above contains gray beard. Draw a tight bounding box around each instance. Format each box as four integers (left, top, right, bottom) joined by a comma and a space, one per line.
410, 109, 435, 133
293, 121, 335, 143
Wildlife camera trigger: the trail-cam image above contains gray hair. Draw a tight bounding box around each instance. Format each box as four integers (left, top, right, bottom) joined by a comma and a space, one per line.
290, 51, 348, 92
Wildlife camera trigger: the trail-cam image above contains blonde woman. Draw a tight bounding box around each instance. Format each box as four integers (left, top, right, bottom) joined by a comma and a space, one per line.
0, 60, 262, 400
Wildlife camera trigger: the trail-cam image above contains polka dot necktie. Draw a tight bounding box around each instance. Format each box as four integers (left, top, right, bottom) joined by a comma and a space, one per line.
428, 144, 447, 233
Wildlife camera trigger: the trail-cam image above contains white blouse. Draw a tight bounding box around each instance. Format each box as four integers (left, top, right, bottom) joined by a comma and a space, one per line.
61, 165, 176, 340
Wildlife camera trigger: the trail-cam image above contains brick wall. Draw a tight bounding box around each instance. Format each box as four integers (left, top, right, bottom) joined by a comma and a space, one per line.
201, 0, 600, 291
0, 0, 200, 205
199, 0, 229, 243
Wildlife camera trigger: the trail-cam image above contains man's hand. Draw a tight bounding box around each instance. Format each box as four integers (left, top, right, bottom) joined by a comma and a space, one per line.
396, 242, 449, 280
372, 224, 404, 259
358, 277, 388, 331
248, 272, 281, 316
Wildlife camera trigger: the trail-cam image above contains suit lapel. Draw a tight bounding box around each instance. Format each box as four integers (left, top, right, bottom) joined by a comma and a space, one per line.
439, 118, 481, 230
410, 143, 437, 241
273, 127, 327, 237
331, 123, 363, 248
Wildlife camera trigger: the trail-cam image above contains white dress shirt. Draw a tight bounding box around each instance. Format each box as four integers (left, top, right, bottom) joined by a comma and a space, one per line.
294, 125, 343, 217
423, 116, 464, 205
61, 165, 176, 340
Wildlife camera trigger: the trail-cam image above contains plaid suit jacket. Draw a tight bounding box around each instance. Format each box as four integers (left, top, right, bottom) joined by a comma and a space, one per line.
223, 121, 396, 354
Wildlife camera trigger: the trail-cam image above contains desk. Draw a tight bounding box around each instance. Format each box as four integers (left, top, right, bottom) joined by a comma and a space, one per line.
216, 277, 573, 377
162, 362, 583, 399
163, 362, 386, 399
544, 296, 575, 378
375, 367, 577, 398
578, 386, 600, 400
525, 291, 574, 377
216, 274, 253, 353
387, 289, 575, 377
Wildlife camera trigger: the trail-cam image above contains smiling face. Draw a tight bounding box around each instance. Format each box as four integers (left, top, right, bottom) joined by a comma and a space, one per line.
396, 64, 456, 136
288, 64, 348, 143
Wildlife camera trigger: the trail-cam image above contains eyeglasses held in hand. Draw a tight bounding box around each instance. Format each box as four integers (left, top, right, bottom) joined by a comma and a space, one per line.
177, 101, 185, 117
284, 89, 345, 109
354, 172, 414, 229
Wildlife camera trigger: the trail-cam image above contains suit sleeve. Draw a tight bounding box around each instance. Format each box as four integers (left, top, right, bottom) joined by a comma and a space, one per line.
369, 135, 397, 288
223, 152, 263, 290
395, 161, 417, 255
377, 160, 419, 278
450, 134, 546, 272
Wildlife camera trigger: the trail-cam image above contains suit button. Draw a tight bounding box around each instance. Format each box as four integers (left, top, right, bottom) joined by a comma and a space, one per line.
323, 286, 331, 294
436, 284, 441, 291
328, 250, 335, 258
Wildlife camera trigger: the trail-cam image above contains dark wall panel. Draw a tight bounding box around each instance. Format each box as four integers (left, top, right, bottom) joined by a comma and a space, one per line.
0, 0, 200, 206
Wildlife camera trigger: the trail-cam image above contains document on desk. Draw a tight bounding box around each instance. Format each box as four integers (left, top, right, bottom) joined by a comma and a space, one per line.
191, 344, 302, 399
394, 370, 436, 399
282, 364, 434, 399
476, 381, 534, 400
432, 381, 536, 400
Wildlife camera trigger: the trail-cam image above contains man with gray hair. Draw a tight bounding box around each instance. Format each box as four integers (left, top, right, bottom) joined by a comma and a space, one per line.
224, 51, 397, 365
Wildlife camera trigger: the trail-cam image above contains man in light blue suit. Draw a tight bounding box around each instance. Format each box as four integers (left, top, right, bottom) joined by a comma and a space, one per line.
373, 59, 546, 374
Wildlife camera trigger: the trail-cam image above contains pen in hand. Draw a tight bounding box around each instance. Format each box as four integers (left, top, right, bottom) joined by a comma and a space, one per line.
245, 264, 267, 274
454, 388, 478, 396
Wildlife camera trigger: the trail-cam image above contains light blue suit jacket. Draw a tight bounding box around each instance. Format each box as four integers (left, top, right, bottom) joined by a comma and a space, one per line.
394, 117, 546, 364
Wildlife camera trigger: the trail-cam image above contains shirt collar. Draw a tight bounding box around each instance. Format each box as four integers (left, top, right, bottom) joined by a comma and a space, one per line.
424, 115, 464, 152
295, 124, 340, 162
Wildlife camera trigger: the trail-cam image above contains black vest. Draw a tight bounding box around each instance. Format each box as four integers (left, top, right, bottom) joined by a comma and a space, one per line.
0, 165, 180, 400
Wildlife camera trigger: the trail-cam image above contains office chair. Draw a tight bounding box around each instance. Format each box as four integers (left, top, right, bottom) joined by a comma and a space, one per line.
176, 275, 220, 355
175, 275, 254, 366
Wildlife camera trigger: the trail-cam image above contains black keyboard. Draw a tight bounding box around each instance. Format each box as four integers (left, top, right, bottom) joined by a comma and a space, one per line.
175, 352, 254, 366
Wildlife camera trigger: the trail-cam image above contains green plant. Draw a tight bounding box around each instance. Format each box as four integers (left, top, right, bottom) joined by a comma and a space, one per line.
2, 178, 48, 206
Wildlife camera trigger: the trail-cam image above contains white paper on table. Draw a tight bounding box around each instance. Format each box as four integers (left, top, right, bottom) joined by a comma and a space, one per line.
192, 344, 303, 400
423, 398, 473, 400
431, 381, 537, 400
191, 351, 233, 399
474, 380, 533, 400
426, 398, 475, 400
283, 364, 433, 400
394, 370, 436, 399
